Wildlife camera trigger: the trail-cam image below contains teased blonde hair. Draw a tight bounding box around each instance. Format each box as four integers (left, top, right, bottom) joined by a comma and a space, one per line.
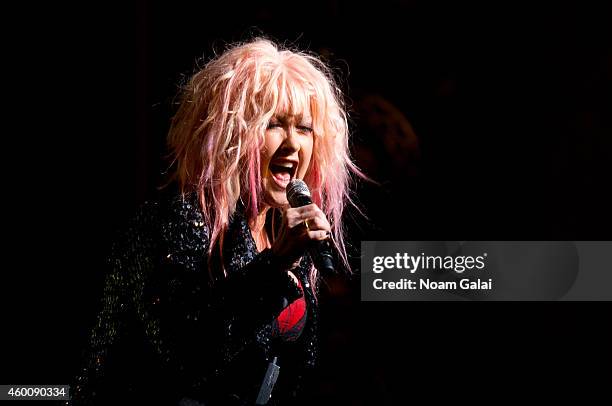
167, 38, 365, 281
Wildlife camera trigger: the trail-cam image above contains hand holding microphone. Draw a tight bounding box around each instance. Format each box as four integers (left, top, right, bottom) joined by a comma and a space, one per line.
270, 179, 335, 273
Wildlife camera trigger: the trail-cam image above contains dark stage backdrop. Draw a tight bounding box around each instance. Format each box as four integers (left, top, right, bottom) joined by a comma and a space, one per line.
4, 1, 611, 403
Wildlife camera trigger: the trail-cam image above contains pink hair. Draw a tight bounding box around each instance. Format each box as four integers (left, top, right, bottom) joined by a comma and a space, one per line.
167, 38, 366, 287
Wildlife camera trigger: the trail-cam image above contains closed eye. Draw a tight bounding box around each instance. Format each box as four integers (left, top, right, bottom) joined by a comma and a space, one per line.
298, 126, 313, 133
267, 122, 283, 129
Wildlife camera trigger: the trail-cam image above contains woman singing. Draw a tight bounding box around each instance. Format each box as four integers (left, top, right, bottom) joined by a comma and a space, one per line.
70, 38, 364, 405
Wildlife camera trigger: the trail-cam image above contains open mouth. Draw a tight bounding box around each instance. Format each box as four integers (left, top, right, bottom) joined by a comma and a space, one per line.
269, 160, 298, 188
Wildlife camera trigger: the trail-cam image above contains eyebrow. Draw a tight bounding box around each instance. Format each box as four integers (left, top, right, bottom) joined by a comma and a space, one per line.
272, 114, 312, 124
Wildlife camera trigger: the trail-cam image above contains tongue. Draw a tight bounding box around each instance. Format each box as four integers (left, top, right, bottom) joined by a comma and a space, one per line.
272, 171, 291, 182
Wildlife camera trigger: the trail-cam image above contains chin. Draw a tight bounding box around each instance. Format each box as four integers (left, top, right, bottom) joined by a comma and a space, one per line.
261, 183, 289, 209
266, 194, 289, 209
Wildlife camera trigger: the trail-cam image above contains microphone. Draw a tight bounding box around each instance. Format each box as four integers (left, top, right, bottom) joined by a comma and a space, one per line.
286, 179, 335, 274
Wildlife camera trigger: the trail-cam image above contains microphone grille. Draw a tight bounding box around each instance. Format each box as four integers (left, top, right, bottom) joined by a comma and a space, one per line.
286, 179, 310, 205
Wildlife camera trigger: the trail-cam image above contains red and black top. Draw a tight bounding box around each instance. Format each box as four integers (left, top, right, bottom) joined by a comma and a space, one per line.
271, 279, 307, 341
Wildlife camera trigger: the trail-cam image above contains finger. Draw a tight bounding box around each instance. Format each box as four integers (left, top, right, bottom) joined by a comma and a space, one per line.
307, 230, 330, 241
291, 204, 321, 219
302, 216, 330, 232
286, 214, 309, 229
305, 205, 329, 227
312, 210, 331, 230
285, 205, 328, 229
308, 230, 330, 241
297, 208, 329, 227
285, 207, 317, 228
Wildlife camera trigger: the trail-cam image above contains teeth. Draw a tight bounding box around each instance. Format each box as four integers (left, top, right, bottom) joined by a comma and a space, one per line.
273, 162, 295, 169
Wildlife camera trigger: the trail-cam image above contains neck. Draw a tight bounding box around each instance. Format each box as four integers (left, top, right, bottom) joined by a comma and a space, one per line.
249, 206, 269, 232
249, 206, 271, 251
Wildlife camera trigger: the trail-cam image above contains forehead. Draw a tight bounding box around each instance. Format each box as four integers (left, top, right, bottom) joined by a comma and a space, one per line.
272, 111, 312, 122
274, 80, 314, 120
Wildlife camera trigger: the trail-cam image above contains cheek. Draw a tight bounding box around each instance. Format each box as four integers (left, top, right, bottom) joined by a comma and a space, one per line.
261, 132, 280, 168
300, 137, 315, 177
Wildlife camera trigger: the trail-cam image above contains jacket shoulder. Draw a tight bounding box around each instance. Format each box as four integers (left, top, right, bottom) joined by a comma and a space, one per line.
109, 192, 210, 267
150, 192, 210, 268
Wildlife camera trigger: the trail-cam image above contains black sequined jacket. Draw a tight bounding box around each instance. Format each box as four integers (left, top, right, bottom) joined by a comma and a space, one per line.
69, 191, 319, 406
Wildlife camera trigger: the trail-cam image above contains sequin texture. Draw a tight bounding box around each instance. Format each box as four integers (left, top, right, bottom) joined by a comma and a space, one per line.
67, 191, 319, 405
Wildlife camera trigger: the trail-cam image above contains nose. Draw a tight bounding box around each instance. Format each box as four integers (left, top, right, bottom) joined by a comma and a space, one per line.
279, 126, 301, 154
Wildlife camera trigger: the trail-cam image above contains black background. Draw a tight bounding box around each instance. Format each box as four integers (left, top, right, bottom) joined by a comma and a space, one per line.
4, 1, 611, 403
